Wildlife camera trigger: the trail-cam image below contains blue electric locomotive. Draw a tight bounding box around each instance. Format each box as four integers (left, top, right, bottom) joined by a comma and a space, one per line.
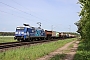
14, 24, 46, 41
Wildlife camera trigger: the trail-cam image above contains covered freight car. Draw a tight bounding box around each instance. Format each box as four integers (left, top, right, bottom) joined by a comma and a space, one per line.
45, 30, 52, 39
45, 30, 61, 39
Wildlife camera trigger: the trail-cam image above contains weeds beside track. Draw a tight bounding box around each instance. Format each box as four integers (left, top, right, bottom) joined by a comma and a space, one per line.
0, 39, 58, 50
0, 38, 76, 60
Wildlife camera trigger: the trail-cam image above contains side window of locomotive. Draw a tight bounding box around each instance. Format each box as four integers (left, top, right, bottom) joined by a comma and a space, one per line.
31, 27, 35, 33
32, 29, 35, 33
32, 30, 34, 32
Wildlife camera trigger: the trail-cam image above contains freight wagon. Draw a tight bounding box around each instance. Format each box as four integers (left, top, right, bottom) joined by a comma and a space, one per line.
45, 30, 62, 39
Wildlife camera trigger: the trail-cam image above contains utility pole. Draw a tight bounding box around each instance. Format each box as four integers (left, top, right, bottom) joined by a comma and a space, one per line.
51, 25, 55, 31
69, 25, 71, 32
51, 25, 53, 31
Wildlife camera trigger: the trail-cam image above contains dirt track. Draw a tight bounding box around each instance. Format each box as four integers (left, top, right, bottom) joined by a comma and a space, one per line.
63, 41, 79, 60
37, 40, 79, 60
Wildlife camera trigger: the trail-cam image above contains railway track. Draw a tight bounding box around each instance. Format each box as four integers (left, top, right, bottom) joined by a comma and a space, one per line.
0, 39, 58, 50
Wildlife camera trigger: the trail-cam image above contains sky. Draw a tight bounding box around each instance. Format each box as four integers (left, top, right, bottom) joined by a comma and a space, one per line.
0, 0, 81, 32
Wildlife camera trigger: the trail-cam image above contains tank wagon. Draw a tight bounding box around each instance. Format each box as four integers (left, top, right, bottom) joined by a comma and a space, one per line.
14, 24, 76, 41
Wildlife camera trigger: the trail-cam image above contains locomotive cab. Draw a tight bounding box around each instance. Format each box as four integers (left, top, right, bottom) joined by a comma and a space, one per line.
14, 26, 29, 41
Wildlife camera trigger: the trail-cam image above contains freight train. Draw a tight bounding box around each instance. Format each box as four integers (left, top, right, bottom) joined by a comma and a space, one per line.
14, 24, 76, 41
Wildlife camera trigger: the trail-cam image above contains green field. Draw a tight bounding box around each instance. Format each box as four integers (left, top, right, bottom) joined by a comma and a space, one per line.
0, 36, 16, 43
0, 38, 76, 60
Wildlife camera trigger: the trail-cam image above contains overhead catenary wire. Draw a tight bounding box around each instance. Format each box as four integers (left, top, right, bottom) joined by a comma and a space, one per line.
11, 0, 32, 12
0, 1, 51, 27
0, 10, 33, 21
0, 1, 43, 20
11, 0, 48, 22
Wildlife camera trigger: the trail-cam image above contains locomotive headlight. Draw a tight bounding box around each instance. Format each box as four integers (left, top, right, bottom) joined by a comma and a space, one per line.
21, 32, 24, 34
15, 32, 18, 34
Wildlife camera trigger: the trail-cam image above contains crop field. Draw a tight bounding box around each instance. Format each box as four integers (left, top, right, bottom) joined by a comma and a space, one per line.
0, 36, 16, 43
0, 38, 76, 60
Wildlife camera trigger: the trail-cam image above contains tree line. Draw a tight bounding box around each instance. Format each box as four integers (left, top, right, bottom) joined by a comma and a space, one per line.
75, 0, 90, 41
0, 32, 15, 36
74, 0, 90, 60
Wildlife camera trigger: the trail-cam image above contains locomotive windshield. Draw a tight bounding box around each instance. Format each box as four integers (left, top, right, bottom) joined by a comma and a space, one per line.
16, 27, 24, 31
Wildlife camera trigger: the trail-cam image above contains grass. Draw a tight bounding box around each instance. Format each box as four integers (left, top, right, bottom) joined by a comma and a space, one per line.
63, 43, 74, 53
50, 41, 74, 60
0, 38, 76, 60
74, 40, 90, 60
50, 54, 66, 60
0, 36, 16, 43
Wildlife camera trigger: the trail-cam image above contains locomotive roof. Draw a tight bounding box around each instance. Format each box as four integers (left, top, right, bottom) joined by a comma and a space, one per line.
16, 26, 44, 30
17, 26, 30, 28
